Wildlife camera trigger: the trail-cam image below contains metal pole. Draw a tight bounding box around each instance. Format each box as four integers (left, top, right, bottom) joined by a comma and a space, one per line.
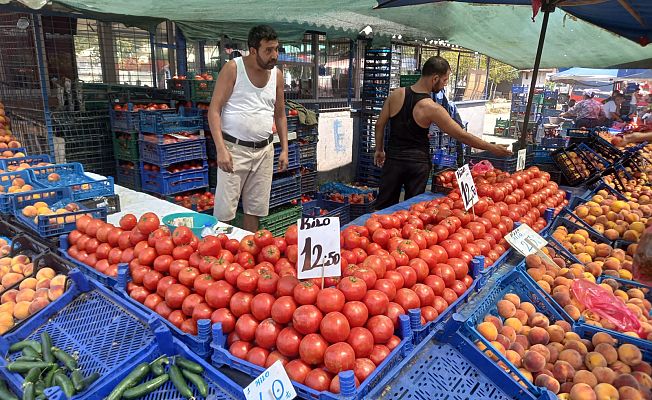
347, 39, 354, 107
32, 14, 55, 157
454, 51, 461, 101
175, 26, 187, 76
484, 56, 491, 99
150, 32, 157, 88
520, 6, 552, 149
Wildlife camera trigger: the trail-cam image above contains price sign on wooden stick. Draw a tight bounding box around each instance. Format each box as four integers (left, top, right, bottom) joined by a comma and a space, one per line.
297, 217, 341, 280
455, 164, 478, 211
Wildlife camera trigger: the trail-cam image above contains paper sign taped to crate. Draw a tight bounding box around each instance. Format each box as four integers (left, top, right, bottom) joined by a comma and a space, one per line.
517, 148, 527, 171
244, 360, 296, 400
168, 133, 191, 140
455, 164, 478, 210
170, 217, 194, 228
505, 224, 548, 257
297, 216, 341, 280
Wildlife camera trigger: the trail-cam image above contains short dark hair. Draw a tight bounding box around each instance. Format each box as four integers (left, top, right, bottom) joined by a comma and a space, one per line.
422, 56, 450, 77
248, 25, 278, 50
613, 92, 624, 98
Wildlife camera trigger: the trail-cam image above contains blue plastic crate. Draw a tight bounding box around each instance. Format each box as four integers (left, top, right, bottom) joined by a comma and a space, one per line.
432, 149, 457, 167
83, 327, 244, 400
0, 154, 52, 172
27, 162, 115, 201
139, 107, 202, 135
0, 271, 157, 400
166, 78, 191, 99
302, 196, 351, 225
140, 163, 209, 196
114, 265, 215, 358
115, 162, 141, 191
274, 142, 300, 172
0, 147, 27, 159
566, 127, 591, 139
140, 138, 207, 167
574, 322, 652, 365
270, 173, 301, 209
300, 167, 317, 194
211, 315, 414, 400
59, 234, 119, 288
0, 170, 46, 214
447, 269, 573, 399
597, 275, 652, 303
13, 187, 108, 238
287, 115, 299, 133
299, 140, 318, 165
110, 107, 143, 132
540, 137, 568, 148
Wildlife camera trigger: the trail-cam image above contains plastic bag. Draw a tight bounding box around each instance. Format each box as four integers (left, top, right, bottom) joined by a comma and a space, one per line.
471, 160, 494, 174
571, 279, 644, 338
633, 225, 652, 286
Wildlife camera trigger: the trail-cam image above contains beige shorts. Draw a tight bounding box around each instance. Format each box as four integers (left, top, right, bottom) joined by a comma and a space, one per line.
213, 141, 274, 221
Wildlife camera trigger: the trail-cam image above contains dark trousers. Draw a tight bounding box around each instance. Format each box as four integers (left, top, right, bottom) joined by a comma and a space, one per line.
376, 150, 432, 210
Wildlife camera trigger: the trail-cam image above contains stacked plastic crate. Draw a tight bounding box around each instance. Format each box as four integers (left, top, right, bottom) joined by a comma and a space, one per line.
110, 103, 145, 191
356, 48, 394, 186
138, 107, 209, 197
297, 110, 318, 196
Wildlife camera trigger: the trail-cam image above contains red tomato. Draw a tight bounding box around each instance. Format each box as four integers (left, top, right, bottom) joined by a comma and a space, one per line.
255, 318, 282, 349
171, 226, 192, 246
324, 342, 356, 374
361, 255, 386, 279
304, 369, 332, 392
164, 283, 189, 309
394, 287, 422, 313
362, 290, 389, 316
130, 286, 149, 303
144, 293, 163, 310
293, 281, 319, 305
172, 245, 194, 261
448, 258, 469, 280
210, 308, 236, 333
285, 359, 311, 384
230, 341, 252, 359
168, 310, 186, 329
276, 327, 303, 357
408, 258, 429, 282
383, 271, 404, 290
154, 301, 173, 319
276, 275, 299, 297
347, 327, 374, 358
246, 347, 269, 367
168, 259, 188, 279
373, 279, 397, 302
228, 291, 252, 317
234, 313, 258, 341
424, 274, 445, 296
370, 344, 391, 366
299, 333, 329, 365
239, 235, 260, 255
433, 263, 456, 287
248, 293, 273, 321
119, 214, 137, 230
224, 264, 245, 286
320, 311, 351, 343
181, 293, 204, 317
265, 351, 289, 368
292, 305, 323, 335
271, 296, 297, 324
338, 276, 367, 301
354, 358, 376, 382
205, 280, 235, 309
236, 269, 259, 293
340, 300, 368, 328
396, 266, 417, 288
412, 283, 435, 307
192, 303, 213, 322
385, 302, 405, 327
315, 288, 345, 313
142, 270, 163, 292
198, 235, 221, 257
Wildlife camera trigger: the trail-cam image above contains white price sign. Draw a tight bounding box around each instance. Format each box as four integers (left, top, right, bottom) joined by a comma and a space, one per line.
297, 217, 342, 280
517, 148, 527, 171
505, 224, 548, 257
455, 164, 478, 211
244, 361, 297, 400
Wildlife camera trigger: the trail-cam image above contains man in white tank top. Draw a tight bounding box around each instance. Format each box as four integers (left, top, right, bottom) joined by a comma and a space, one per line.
208, 25, 289, 231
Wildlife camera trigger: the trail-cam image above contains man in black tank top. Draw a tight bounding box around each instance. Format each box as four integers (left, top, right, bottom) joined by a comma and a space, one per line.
373, 56, 512, 209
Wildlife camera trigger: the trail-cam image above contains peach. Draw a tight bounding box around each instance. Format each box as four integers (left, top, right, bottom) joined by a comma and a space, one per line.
594, 383, 619, 400
586, 352, 608, 371
35, 278, 51, 290
633, 362, 652, 375
553, 360, 576, 383
613, 374, 640, 390
18, 277, 36, 290
595, 343, 618, 364
611, 361, 633, 375
559, 349, 584, 370
15, 288, 35, 303
518, 368, 534, 384
556, 321, 572, 333
547, 342, 564, 363
13, 301, 30, 319
514, 310, 529, 325
506, 350, 522, 367
593, 367, 616, 385
477, 321, 498, 342
618, 386, 643, 400
50, 275, 67, 287
560, 382, 575, 395
0, 301, 14, 314
618, 344, 643, 367
528, 313, 550, 328
28, 298, 49, 315
523, 351, 547, 373
1, 272, 23, 288
495, 334, 511, 352
1, 289, 17, 303
48, 286, 65, 301
565, 339, 588, 356
528, 327, 550, 346
593, 332, 616, 347
497, 300, 516, 319
526, 254, 543, 269
535, 374, 561, 394
34, 288, 48, 300
633, 372, 652, 390
35, 267, 55, 280
501, 326, 517, 343
515, 335, 529, 351
564, 305, 581, 320
553, 291, 572, 308
570, 383, 597, 400
575, 370, 599, 388
520, 302, 536, 316
503, 293, 521, 307
530, 344, 551, 363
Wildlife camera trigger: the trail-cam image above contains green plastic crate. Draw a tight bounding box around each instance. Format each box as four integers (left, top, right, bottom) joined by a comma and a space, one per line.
233, 205, 301, 236
190, 79, 216, 102
112, 130, 139, 161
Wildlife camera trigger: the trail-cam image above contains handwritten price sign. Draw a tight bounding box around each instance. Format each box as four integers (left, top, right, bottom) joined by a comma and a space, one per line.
455, 164, 478, 211
244, 360, 296, 400
505, 224, 548, 257
517, 148, 527, 171
297, 217, 341, 280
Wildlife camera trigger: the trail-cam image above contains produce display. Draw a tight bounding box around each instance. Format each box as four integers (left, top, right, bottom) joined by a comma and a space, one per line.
112, 103, 171, 112
5, 333, 99, 398
141, 132, 202, 144
21, 201, 81, 224
143, 161, 206, 174
474, 292, 652, 399
168, 191, 215, 212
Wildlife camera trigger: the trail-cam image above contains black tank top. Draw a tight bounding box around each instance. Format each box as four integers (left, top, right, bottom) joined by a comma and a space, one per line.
387, 87, 432, 158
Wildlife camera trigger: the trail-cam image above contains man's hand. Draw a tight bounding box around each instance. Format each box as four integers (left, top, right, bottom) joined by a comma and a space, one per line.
217, 146, 234, 173
374, 149, 385, 167
488, 143, 513, 157
278, 150, 289, 172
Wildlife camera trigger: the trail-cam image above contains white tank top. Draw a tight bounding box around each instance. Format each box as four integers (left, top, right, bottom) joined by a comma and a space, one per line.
221, 57, 277, 142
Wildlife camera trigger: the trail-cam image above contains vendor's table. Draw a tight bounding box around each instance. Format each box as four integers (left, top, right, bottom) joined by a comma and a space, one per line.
86, 172, 251, 241
344, 192, 442, 228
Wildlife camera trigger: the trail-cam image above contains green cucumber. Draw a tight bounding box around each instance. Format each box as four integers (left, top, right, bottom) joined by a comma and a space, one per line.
169, 364, 193, 399
8, 340, 40, 354
6, 361, 55, 373
181, 369, 208, 397
39, 333, 53, 364
52, 347, 77, 370
21, 382, 34, 400
44, 366, 59, 387
22, 368, 41, 386
0, 379, 18, 400
20, 347, 40, 360
175, 356, 204, 374
13, 357, 40, 363
53, 372, 75, 398
149, 355, 169, 376
71, 369, 84, 392
79, 372, 100, 391
122, 374, 169, 399
105, 362, 150, 400
34, 381, 45, 396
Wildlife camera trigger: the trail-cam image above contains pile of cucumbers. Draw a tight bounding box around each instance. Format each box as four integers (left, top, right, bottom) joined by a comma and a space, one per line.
5, 333, 99, 400
106, 355, 208, 399
0, 380, 18, 400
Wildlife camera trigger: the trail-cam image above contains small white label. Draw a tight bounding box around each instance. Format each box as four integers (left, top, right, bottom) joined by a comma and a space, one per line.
517, 148, 527, 171
505, 224, 548, 257
455, 164, 478, 211
297, 217, 342, 280
171, 217, 194, 228
244, 361, 297, 400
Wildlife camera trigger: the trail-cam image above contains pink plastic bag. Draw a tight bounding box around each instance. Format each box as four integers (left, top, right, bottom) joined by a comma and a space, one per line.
471, 160, 494, 174
571, 279, 644, 338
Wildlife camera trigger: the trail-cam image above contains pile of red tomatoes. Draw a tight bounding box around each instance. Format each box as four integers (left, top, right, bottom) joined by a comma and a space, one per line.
64, 166, 567, 394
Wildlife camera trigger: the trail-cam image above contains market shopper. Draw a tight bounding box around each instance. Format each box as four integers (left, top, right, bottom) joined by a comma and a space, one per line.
373, 56, 511, 209
208, 25, 289, 231
603, 92, 625, 123
560, 92, 605, 128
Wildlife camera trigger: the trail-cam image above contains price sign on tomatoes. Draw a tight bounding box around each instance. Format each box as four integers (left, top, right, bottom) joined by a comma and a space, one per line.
505, 223, 548, 257
517, 148, 527, 171
244, 360, 296, 400
455, 164, 478, 211
297, 216, 341, 280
